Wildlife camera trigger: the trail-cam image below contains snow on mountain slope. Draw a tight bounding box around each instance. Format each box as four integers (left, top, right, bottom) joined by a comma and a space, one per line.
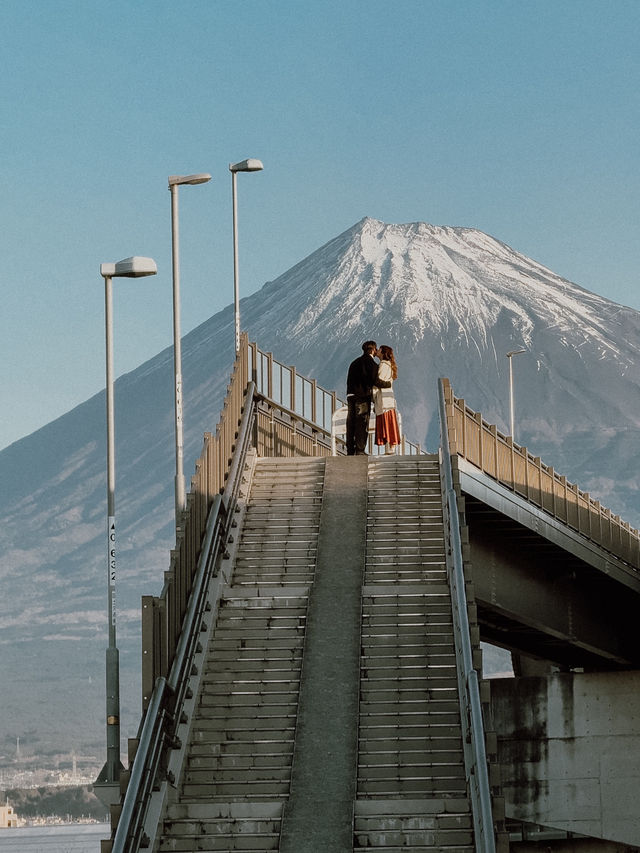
0, 216, 638, 766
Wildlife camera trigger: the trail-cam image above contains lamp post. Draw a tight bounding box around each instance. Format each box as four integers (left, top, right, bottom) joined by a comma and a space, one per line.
168, 173, 211, 520
506, 348, 526, 441
95, 256, 157, 807
229, 159, 263, 354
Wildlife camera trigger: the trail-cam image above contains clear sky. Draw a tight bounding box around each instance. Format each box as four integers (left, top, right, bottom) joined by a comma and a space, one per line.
1, 0, 638, 450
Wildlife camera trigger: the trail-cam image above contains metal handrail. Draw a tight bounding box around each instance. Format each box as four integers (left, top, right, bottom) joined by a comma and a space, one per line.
112, 677, 170, 851
438, 377, 495, 853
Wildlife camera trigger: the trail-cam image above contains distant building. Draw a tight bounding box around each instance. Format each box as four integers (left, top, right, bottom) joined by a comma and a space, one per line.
0, 802, 18, 828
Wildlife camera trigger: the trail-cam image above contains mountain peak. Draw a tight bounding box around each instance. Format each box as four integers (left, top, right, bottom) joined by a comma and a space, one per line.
249, 218, 619, 354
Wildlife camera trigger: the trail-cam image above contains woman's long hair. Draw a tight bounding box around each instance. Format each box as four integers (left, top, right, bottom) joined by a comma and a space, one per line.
379, 345, 398, 379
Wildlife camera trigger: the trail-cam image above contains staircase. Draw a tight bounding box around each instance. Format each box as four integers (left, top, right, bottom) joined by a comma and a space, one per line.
155, 455, 477, 852
158, 458, 325, 852
355, 455, 474, 851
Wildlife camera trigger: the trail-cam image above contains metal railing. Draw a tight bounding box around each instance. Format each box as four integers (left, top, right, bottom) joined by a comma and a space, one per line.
441, 378, 639, 570
438, 378, 496, 853
140, 337, 252, 707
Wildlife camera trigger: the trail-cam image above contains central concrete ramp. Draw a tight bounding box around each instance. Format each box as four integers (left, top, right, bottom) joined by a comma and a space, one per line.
280, 455, 368, 852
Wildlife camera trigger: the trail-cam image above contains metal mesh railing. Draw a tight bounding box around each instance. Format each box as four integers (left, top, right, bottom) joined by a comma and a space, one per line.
440, 377, 639, 570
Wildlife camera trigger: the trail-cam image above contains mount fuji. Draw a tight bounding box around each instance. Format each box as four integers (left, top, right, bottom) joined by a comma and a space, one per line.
1, 216, 638, 769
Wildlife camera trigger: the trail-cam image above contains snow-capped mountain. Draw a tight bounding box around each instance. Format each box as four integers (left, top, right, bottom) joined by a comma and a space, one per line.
1, 216, 638, 767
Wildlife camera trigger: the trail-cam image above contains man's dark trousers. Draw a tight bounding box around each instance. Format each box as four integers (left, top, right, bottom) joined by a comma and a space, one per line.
346, 396, 370, 455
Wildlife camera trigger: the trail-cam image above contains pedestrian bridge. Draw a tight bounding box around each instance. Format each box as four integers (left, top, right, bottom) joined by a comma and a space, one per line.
101, 337, 640, 853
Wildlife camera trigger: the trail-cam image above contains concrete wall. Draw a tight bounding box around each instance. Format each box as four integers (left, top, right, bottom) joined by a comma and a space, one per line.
490, 671, 640, 847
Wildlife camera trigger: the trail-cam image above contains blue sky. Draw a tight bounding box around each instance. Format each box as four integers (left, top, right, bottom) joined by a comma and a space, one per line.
1, 0, 639, 450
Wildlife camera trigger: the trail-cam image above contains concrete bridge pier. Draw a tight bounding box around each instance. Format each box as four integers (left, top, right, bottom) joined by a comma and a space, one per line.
490, 671, 640, 850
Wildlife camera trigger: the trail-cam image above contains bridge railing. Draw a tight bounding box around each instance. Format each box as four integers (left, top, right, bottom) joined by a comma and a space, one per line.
140, 336, 252, 709
440, 378, 639, 570
249, 342, 423, 457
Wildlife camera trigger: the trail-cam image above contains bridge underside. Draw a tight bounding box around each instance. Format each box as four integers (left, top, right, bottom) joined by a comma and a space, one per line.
455, 459, 640, 672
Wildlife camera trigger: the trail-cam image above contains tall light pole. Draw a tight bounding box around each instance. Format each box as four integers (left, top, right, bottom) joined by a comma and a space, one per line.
168, 173, 211, 520
95, 256, 157, 807
506, 348, 526, 441
230, 159, 263, 354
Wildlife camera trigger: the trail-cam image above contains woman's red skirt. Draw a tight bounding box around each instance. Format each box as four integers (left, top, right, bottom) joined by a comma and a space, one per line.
375, 409, 401, 446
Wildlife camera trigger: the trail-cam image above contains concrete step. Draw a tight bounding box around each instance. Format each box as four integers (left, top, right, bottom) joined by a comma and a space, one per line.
204, 660, 302, 675
189, 741, 295, 758
184, 766, 291, 785
160, 829, 280, 852
188, 753, 294, 772
211, 649, 303, 662
191, 719, 296, 736
356, 776, 468, 796
361, 676, 459, 692
181, 780, 290, 799
363, 601, 454, 616
197, 698, 299, 715
360, 702, 461, 719
166, 801, 284, 820
359, 735, 463, 753
231, 574, 316, 586
212, 637, 305, 651
159, 834, 280, 851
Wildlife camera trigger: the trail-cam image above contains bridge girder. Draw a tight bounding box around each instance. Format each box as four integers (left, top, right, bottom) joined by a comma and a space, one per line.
456, 460, 640, 670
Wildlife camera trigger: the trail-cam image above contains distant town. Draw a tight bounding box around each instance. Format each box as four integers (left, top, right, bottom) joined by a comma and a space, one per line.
0, 745, 107, 824
0, 741, 101, 790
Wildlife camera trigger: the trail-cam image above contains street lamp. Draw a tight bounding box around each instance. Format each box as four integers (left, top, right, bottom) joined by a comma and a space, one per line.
95, 256, 157, 806
506, 349, 526, 441
168, 173, 211, 520
229, 159, 263, 354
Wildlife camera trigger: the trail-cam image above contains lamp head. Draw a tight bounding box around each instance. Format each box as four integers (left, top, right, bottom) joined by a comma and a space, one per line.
168, 173, 212, 187
506, 349, 526, 358
229, 159, 264, 173
100, 257, 158, 279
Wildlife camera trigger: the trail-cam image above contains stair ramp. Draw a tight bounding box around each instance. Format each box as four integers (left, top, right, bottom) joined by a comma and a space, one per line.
355, 455, 474, 851
157, 457, 325, 852
154, 454, 482, 852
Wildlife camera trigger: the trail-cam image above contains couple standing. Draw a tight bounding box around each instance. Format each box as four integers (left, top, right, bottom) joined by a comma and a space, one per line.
345, 340, 401, 456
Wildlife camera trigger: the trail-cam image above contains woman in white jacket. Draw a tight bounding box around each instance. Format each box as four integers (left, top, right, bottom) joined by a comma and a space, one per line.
373, 345, 401, 454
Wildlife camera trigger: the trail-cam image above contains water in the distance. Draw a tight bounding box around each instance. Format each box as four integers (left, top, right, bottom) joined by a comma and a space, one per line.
0, 823, 109, 852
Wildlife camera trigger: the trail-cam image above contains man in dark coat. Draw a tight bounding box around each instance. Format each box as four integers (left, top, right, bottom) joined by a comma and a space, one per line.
346, 340, 390, 455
